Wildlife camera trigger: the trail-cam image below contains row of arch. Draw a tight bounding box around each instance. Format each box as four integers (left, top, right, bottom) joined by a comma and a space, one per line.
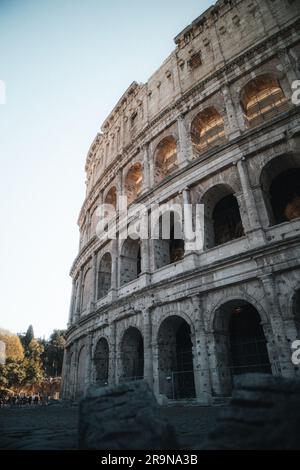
73, 290, 300, 400
79, 157, 300, 307
91, 73, 289, 213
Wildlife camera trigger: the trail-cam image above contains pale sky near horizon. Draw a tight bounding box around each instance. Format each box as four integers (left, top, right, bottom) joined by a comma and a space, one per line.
0, 0, 213, 339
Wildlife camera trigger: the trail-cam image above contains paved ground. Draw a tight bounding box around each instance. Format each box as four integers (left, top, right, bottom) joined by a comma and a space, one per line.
0, 404, 221, 450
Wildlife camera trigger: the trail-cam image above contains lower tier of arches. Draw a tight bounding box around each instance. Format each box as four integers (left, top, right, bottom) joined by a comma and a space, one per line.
62, 272, 300, 403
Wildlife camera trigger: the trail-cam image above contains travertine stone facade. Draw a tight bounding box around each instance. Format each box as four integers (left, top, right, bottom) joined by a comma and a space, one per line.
62, 0, 300, 403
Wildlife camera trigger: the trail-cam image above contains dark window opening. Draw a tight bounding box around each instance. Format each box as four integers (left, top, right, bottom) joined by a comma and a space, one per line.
229, 304, 271, 376
213, 194, 244, 246
270, 168, 300, 224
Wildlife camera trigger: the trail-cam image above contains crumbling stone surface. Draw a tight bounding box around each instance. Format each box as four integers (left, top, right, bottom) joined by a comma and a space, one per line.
78, 381, 179, 450
201, 374, 300, 450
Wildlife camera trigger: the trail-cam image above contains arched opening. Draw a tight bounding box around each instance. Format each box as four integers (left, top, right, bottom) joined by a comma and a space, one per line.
97, 253, 112, 299
213, 300, 271, 395
81, 268, 92, 312
94, 338, 109, 386
76, 346, 87, 398
201, 184, 244, 249
120, 238, 141, 286
154, 211, 185, 269
269, 169, 300, 225
213, 194, 244, 246
191, 107, 226, 156
240, 74, 288, 128
154, 136, 178, 184
157, 315, 195, 399
293, 289, 300, 338
125, 162, 143, 205
104, 186, 117, 210
121, 327, 144, 381
260, 155, 300, 226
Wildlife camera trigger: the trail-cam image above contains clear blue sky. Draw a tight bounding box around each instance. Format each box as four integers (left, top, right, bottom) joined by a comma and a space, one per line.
0, 0, 213, 339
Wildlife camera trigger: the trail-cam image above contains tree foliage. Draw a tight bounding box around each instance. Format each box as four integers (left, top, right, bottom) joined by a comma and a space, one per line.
0, 329, 24, 361
41, 330, 66, 377
0, 326, 66, 395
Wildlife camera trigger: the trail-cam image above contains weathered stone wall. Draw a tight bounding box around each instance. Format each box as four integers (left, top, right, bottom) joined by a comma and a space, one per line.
61, 0, 300, 403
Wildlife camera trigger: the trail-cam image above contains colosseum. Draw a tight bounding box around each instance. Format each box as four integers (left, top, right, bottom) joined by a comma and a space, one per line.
62, 0, 300, 404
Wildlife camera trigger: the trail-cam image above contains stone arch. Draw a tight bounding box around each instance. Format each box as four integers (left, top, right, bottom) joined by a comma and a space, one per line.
240, 73, 289, 129
125, 162, 143, 205
120, 327, 144, 381
210, 298, 272, 395
93, 337, 109, 386
97, 252, 112, 299
120, 238, 141, 286
81, 267, 92, 312
104, 185, 117, 209
259, 154, 300, 226
200, 183, 244, 249
153, 210, 185, 269
153, 308, 195, 341
76, 345, 87, 398
191, 106, 226, 156
208, 292, 270, 332
154, 136, 178, 184
157, 315, 196, 399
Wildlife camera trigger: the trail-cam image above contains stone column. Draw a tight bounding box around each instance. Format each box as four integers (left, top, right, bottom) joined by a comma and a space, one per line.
222, 84, 241, 139
237, 158, 266, 247
182, 188, 195, 255
142, 143, 150, 192
109, 321, 117, 386
177, 113, 192, 166
67, 281, 76, 327
277, 48, 298, 100
71, 342, 79, 400
85, 332, 94, 392
191, 296, 212, 404
141, 238, 151, 284
74, 270, 83, 322
116, 169, 123, 213
152, 340, 160, 399
260, 274, 295, 378
148, 143, 155, 187
110, 239, 119, 296
143, 308, 154, 389
91, 252, 98, 305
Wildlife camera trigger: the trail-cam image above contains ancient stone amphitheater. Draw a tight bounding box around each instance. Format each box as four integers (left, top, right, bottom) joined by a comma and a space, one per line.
62, 0, 300, 404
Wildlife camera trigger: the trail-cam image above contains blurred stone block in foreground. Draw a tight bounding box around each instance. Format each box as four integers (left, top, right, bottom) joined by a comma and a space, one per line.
201, 374, 300, 450
78, 381, 178, 450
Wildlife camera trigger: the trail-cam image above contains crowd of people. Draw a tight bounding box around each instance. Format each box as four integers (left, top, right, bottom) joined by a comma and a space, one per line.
0, 394, 50, 407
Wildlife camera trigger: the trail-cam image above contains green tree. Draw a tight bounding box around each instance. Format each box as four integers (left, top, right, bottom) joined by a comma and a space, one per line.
0, 329, 24, 361
0, 329, 26, 392
24, 339, 45, 386
42, 330, 66, 377
24, 325, 34, 352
